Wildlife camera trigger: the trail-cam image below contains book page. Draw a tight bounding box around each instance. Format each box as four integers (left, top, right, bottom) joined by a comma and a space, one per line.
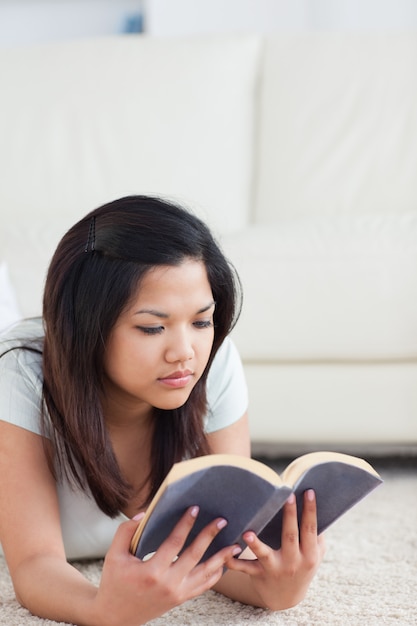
281, 451, 381, 487
167, 454, 285, 486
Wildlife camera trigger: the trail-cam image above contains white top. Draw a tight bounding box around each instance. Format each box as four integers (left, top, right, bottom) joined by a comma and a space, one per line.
0, 318, 248, 559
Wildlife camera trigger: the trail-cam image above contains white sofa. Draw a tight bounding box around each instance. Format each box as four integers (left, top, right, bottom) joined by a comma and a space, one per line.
1, 33, 416, 453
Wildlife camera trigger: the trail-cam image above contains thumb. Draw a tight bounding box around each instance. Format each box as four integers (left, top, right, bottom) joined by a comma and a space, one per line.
110, 513, 146, 556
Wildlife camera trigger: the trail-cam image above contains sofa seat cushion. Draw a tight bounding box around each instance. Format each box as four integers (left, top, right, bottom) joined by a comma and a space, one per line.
245, 362, 417, 443
223, 212, 417, 362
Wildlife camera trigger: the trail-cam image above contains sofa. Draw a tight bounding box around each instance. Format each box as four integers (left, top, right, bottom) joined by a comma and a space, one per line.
1, 33, 416, 454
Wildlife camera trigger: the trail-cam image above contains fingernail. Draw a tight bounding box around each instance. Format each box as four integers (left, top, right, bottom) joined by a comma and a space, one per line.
217, 518, 228, 530
306, 489, 315, 502
132, 512, 145, 521
190, 506, 199, 518
287, 493, 296, 504
232, 546, 242, 556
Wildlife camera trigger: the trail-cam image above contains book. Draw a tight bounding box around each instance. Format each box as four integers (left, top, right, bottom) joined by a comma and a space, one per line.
130, 451, 382, 563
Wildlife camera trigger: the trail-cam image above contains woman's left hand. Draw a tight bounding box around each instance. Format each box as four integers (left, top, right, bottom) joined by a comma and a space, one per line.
224, 489, 326, 610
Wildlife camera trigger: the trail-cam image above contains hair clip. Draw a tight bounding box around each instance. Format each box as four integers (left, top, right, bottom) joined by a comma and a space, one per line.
84, 216, 96, 253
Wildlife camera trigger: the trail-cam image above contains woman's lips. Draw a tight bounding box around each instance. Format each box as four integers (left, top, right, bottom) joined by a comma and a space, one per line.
158, 370, 194, 388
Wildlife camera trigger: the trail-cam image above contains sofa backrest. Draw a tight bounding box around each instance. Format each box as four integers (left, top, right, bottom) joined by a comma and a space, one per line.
255, 33, 417, 223
0, 35, 260, 318
0, 34, 260, 235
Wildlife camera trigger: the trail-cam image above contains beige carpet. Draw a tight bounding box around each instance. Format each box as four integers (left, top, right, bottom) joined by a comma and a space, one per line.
1, 464, 416, 625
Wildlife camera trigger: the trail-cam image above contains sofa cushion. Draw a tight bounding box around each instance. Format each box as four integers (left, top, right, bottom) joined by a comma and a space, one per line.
256, 34, 417, 221
223, 212, 417, 361
0, 219, 70, 319
0, 35, 260, 234
244, 362, 417, 443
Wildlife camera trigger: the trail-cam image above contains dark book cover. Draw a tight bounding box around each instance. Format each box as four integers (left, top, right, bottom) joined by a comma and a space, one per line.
134, 465, 292, 562
258, 461, 382, 549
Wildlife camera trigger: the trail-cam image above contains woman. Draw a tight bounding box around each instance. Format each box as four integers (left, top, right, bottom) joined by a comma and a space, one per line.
0, 196, 324, 625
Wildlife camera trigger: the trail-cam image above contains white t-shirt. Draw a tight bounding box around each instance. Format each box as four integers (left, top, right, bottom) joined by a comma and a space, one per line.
0, 318, 248, 559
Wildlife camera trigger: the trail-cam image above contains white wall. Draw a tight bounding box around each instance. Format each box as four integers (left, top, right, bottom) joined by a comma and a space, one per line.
144, 0, 417, 36
2, 0, 416, 47
0, 0, 143, 47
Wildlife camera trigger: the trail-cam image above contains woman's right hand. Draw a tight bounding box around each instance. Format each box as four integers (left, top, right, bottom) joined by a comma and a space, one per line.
89, 506, 241, 626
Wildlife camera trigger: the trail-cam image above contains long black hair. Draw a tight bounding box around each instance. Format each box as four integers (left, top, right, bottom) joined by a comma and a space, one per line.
42, 195, 242, 516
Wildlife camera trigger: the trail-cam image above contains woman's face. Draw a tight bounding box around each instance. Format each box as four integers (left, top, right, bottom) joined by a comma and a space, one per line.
102, 259, 215, 420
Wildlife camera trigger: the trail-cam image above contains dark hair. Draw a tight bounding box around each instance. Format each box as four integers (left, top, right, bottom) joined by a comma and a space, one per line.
42, 195, 242, 516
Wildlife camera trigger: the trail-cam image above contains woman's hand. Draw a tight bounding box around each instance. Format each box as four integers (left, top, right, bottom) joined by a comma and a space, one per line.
224, 490, 326, 610
90, 506, 242, 626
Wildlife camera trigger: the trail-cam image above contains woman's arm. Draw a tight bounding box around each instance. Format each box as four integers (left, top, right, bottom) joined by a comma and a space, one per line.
206, 411, 251, 456
0, 421, 97, 622
0, 421, 242, 626
207, 413, 325, 610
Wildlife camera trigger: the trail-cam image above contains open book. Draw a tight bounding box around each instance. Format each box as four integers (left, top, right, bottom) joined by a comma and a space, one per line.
130, 451, 382, 563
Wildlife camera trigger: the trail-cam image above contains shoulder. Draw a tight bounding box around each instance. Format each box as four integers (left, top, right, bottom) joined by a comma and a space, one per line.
208, 336, 242, 378
0, 317, 44, 353
0, 317, 44, 388
205, 337, 248, 433
0, 318, 45, 435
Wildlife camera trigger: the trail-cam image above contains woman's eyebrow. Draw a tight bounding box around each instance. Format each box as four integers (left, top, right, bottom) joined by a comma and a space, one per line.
133, 309, 169, 319
134, 301, 215, 318
197, 300, 216, 314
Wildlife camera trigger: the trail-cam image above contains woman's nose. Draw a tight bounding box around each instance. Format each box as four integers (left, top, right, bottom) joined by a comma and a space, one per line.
165, 330, 194, 363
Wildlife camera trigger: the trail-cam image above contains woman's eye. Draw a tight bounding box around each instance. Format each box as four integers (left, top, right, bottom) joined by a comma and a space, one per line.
137, 326, 164, 335
193, 320, 213, 329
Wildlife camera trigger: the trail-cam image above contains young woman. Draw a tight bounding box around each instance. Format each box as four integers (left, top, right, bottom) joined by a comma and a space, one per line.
0, 196, 325, 625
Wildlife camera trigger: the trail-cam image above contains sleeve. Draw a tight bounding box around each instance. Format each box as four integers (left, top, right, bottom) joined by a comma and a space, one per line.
204, 337, 248, 433
0, 349, 44, 436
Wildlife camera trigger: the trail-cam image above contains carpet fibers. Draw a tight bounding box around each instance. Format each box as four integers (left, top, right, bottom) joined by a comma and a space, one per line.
1, 463, 416, 625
